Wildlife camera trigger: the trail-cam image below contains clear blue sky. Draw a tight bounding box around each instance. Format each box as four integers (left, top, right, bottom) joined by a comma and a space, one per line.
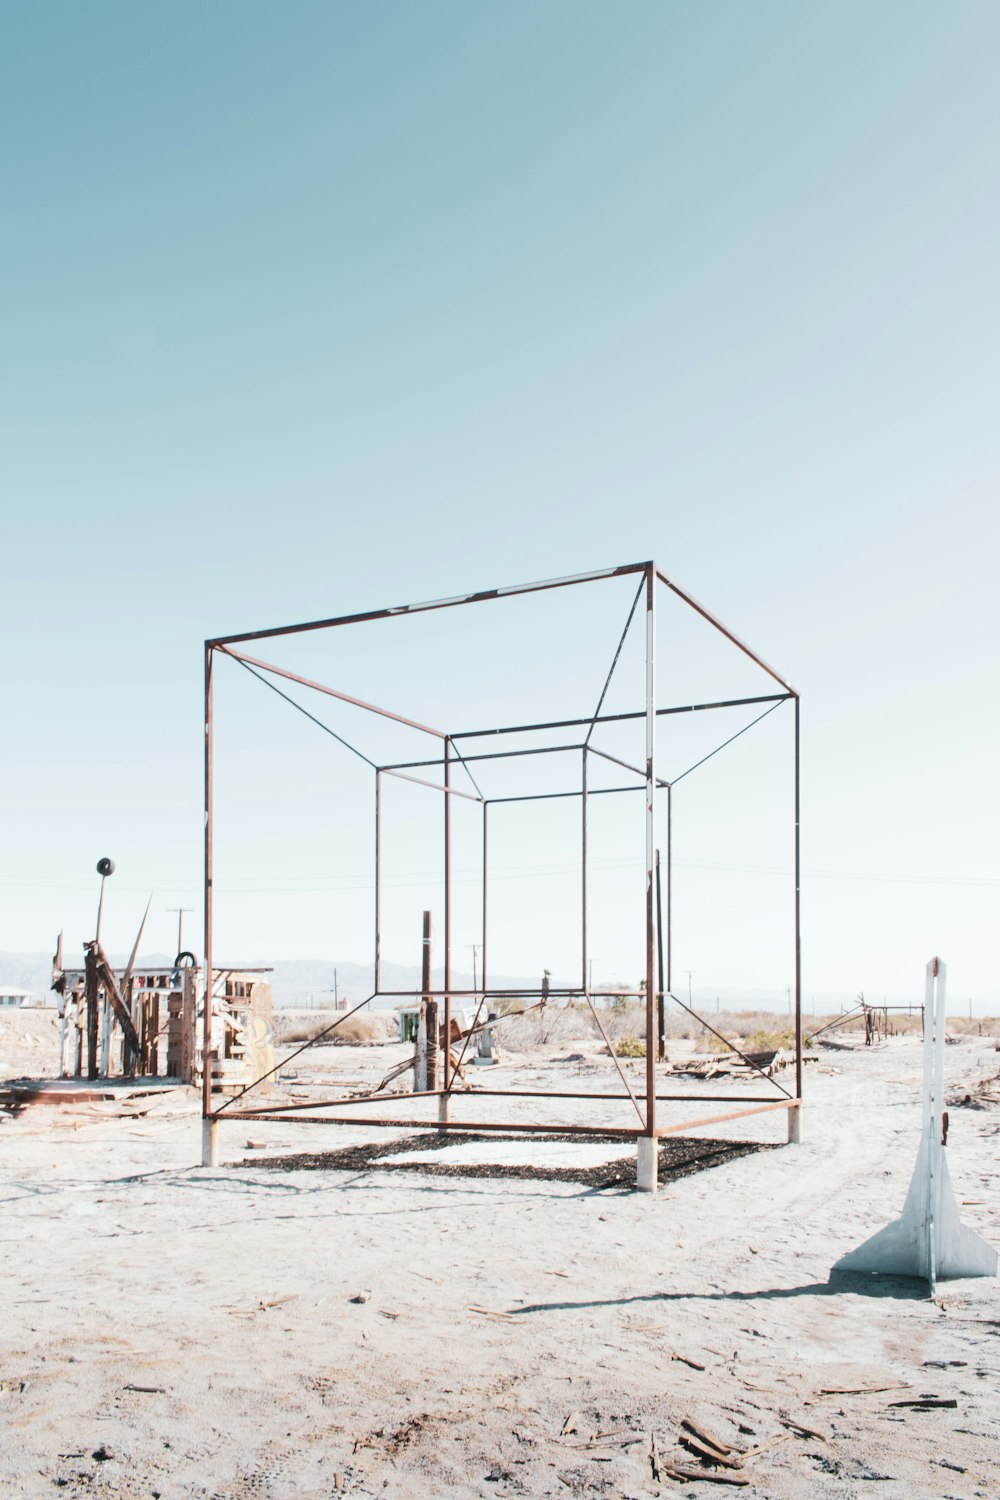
2, 2, 997, 1001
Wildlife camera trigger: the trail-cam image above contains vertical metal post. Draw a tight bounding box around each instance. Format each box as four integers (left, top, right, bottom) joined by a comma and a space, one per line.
481, 801, 488, 996
666, 784, 672, 995
923, 957, 938, 1289
374, 770, 382, 994
85, 946, 99, 1080
639, 563, 657, 1190
441, 737, 452, 1121
416, 910, 431, 1092
791, 694, 802, 1142
655, 849, 665, 1061
581, 747, 588, 992
202, 643, 218, 1165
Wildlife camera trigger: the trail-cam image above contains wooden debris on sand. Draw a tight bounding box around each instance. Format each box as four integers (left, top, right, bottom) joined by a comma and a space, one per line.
657, 1412, 789, 1487
671, 1350, 707, 1370
468, 1305, 519, 1324
662, 1461, 749, 1486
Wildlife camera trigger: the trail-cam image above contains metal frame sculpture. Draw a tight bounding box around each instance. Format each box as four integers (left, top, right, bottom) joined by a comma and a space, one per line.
201, 561, 802, 1189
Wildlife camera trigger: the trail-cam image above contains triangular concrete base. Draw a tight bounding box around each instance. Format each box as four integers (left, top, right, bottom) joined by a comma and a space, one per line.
835, 1139, 997, 1283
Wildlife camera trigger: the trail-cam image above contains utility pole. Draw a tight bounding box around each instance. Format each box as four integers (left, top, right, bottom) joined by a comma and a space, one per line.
168, 907, 193, 956
685, 970, 694, 1006
467, 944, 480, 991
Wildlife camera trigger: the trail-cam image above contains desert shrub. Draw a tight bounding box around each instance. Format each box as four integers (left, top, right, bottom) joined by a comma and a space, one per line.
614, 1036, 646, 1058
743, 1028, 795, 1053
600, 1001, 644, 1039
277, 1019, 331, 1045
275, 1012, 393, 1047
943, 1015, 1000, 1038
497, 1003, 596, 1051
493, 996, 526, 1017
696, 1029, 734, 1054
327, 1015, 390, 1044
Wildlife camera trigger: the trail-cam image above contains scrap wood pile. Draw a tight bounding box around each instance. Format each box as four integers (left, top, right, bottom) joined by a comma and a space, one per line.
559, 1410, 824, 1488
670, 1048, 817, 1079
949, 1069, 1000, 1109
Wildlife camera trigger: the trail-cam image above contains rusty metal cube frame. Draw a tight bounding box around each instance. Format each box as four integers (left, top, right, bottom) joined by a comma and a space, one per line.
202, 561, 802, 1150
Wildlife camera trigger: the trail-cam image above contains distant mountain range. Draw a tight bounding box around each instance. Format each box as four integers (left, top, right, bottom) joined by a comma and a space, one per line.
0, 950, 556, 1010
3, 950, 998, 1015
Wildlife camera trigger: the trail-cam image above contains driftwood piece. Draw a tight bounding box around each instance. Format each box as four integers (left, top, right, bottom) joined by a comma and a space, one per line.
889, 1397, 958, 1410
671, 1351, 707, 1371
780, 1415, 827, 1441
662, 1462, 749, 1487
680, 1417, 735, 1456
562, 1433, 644, 1451
681, 1434, 744, 1469
741, 1432, 792, 1458
467, 1305, 519, 1324
819, 1383, 908, 1395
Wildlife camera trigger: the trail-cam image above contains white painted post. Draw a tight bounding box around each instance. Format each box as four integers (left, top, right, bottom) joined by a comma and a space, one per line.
636, 1135, 658, 1193
787, 1103, 801, 1144
834, 956, 996, 1288
201, 1118, 219, 1167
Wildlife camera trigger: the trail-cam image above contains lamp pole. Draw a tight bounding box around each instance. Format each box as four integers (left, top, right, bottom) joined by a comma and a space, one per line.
95, 858, 115, 946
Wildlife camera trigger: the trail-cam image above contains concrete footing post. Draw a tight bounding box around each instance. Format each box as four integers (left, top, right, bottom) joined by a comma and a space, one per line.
438, 1093, 451, 1125
636, 1135, 658, 1193
201, 1118, 219, 1167
787, 1104, 801, 1144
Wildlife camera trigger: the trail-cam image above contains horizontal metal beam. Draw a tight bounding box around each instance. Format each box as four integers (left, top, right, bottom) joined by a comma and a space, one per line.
586, 742, 669, 788
380, 766, 483, 803
655, 568, 797, 695
379, 741, 583, 773
216, 1114, 645, 1135
437, 1090, 789, 1102
451, 693, 792, 742
229, 1089, 792, 1114
217, 645, 448, 740
484, 784, 639, 806
653, 1098, 797, 1137
212, 1101, 798, 1134
209, 562, 651, 647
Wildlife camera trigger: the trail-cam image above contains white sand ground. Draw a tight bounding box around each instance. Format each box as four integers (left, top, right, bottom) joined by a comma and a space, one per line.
1, 1015, 998, 1500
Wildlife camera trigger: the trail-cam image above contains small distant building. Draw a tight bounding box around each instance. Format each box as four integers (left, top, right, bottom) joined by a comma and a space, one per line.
0, 988, 35, 1008
396, 1004, 421, 1042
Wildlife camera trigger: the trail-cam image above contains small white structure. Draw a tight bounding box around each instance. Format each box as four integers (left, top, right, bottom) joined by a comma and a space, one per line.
0, 988, 34, 1008
835, 957, 997, 1294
